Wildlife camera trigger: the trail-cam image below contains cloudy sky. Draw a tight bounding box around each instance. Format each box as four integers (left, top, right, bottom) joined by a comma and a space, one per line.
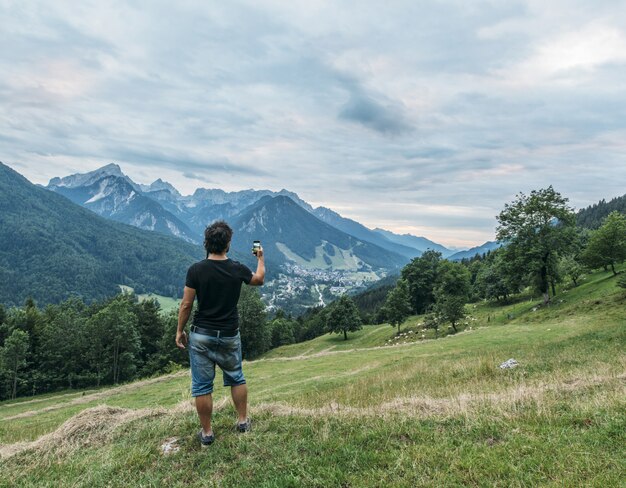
2, 1, 625, 247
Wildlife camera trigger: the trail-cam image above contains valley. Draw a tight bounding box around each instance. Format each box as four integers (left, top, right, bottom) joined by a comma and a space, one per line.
262, 263, 383, 312
1, 267, 624, 486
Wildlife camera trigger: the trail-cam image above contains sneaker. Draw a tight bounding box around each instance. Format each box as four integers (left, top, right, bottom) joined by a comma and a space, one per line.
198, 429, 214, 447
236, 418, 251, 433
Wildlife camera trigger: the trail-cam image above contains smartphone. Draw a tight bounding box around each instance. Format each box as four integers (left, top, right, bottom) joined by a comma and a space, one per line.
252, 240, 261, 255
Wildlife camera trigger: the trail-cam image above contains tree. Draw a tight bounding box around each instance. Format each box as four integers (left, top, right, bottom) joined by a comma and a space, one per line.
381, 279, 412, 333
326, 295, 362, 340
38, 298, 87, 390
422, 313, 440, 338
496, 186, 576, 304
134, 297, 163, 375
146, 308, 189, 373
433, 261, 471, 332
85, 297, 140, 385
1, 329, 29, 399
474, 250, 521, 302
582, 211, 626, 276
238, 286, 270, 359
295, 306, 328, 342
401, 250, 442, 313
559, 255, 585, 287
270, 317, 296, 348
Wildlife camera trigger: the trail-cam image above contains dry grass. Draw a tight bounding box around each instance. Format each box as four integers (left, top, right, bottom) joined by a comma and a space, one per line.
2, 371, 621, 461
0, 405, 166, 459
1, 370, 189, 422
253, 372, 625, 418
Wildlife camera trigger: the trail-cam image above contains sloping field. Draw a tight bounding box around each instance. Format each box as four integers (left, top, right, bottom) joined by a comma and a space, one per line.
1, 269, 625, 486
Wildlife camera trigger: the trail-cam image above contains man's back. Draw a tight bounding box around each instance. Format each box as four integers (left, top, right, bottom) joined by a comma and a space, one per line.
185, 258, 252, 331
176, 220, 264, 446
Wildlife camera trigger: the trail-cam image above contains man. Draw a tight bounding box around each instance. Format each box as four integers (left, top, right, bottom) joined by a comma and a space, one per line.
176, 220, 265, 447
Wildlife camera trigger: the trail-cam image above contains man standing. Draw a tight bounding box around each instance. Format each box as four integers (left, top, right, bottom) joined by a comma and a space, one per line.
176, 220, 265, 447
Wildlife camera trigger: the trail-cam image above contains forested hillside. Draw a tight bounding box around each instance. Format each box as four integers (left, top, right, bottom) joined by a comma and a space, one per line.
0, 162, 206, 306
577, 193, 626, 229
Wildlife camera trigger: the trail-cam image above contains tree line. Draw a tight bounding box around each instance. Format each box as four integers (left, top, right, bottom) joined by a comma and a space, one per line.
372, 187, 626, 336
0, 294, 188, 401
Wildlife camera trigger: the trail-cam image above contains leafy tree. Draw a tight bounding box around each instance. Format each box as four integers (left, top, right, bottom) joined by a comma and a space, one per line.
294, 306, 328, 342
38, 298, 87, 389
1, 329, 30, 399
270, 317, 296, 348
85, 297, 140, 385
133, 297, 163, 375
422, 313, 440, 338
146, 308, 189, 373
582, 211, 626, 276
238, 286, 270, 359
326, 294, 362, 340
433, 261, 471, 332
473, 250, 521, 302
496, 186, 576, 304
559, 255, 585, 287
381, 279, 412, 333
401, 250, 442, 313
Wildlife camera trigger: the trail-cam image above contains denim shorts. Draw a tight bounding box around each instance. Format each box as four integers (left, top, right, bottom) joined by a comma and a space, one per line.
188, 330, 246, 397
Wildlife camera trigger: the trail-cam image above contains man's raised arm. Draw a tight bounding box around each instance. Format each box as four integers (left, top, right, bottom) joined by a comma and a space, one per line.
249, 247, 265, 286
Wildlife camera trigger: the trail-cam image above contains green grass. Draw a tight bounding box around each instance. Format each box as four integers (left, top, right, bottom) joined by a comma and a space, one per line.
2, 267, 625, 486
119, 285, 180, 313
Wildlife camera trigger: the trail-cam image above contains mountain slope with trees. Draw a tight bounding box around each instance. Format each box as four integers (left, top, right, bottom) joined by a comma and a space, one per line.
0, 162, 207, 306
576, 193, 626, 229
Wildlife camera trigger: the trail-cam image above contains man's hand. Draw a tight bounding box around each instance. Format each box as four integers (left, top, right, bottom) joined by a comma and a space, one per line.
176, 330, 187, 350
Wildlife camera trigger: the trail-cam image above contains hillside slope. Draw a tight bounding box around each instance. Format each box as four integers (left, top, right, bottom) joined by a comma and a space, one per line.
1, 267, 624, 486
0, 162, 207, 305
232, 195, 408, 273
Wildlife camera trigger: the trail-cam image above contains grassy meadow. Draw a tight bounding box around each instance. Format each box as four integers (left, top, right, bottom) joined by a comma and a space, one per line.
1, 267, 625, 486
118, 285, 180, 314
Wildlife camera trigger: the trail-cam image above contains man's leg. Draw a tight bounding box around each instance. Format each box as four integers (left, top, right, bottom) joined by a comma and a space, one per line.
195, 393, 213, 435
230, 384, 247, 423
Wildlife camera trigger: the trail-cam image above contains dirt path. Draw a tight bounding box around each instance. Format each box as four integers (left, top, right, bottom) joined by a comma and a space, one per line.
0, 389, 98, 412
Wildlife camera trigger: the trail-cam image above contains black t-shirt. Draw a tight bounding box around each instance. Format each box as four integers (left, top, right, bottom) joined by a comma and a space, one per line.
185, 258, 253, 331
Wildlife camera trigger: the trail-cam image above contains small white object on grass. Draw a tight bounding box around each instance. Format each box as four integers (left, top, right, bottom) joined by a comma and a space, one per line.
161, 437, 180, 456
499, 359, 519, 369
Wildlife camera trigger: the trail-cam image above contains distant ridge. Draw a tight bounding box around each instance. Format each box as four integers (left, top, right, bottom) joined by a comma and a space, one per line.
577, 193, 626, 230
313, 207, 422, 259
447, 241, 502, 261
373, 228, 452, 256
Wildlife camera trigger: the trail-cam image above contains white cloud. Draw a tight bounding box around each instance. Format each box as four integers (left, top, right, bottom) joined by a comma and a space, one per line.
498, 23, 626, 86
1, 0, 625, 248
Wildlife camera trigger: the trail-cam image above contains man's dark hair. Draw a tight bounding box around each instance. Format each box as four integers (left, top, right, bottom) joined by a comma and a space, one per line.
204, 220, 233, 255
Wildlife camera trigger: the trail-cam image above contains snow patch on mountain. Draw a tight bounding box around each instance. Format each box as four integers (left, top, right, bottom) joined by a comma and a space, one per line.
132, 212, 157, 231
48, 163, 133, 190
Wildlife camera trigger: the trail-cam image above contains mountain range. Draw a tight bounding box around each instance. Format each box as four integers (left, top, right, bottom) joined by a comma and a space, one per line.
43, 164, 479, 271
0, 162, 208, 306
